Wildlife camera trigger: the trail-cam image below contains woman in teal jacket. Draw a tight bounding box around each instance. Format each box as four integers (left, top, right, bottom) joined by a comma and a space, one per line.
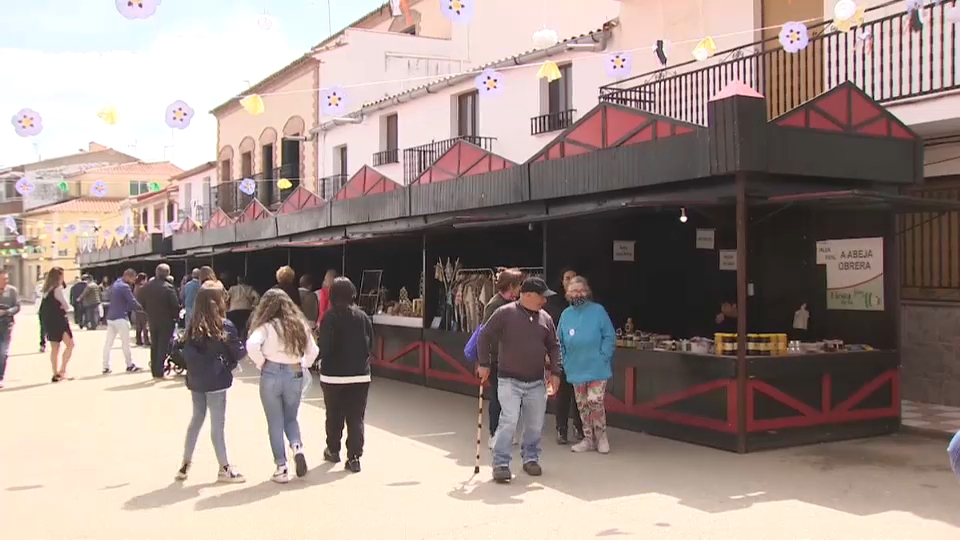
556, 276, 616, 454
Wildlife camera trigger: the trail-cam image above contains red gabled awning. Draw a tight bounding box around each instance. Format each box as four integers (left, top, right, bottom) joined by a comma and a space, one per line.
236, 198, 272, 223
413, 141, 516, 185
277, 185, 323, 214
335, 166, 402, 200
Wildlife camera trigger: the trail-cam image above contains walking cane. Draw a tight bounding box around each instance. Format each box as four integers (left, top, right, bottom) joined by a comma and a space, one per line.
474, 383, 484, 475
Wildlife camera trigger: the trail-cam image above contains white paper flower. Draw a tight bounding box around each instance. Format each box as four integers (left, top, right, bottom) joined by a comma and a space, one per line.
474, 68, 504, 97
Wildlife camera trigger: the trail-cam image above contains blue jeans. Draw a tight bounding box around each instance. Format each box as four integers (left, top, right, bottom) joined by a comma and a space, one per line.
183, 390, 229, 467
492, 377, 547, 468
0, 324, 11, 380
259, 361, 304, 465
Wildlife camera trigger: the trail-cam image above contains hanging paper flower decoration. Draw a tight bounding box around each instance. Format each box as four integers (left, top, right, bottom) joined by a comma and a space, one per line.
104, 230, 112, 238
10, 109, 43, 137
16, 235, 25, 245
14, 177, 35, 196
537, 61, 562, 82
4, 217, 17, 232
441, 0, 474, 24
97, 105, 119, 125
320, 87, 347, 117
833, 1, 864, 33
257, 14, 276, 31
239, 178, 257, 196
148, 181, 162, 192
532, 28, 559, 50
165, 100, 194, 130
114, 225, 125, 237
692, 37, 717, 62
277, 178, 293, 190
474, 68, 504, 97
906, 0, 923, 32
604, 52, 633, 79
653, 40, 671, 66
833, 0, 856, 21
116, 0, 160, 20
56, 180, 68, 193
857, 28, 873, 54
65, 223, 78, 234
164, 221, 178, 235
61, 234, 69, 242
91, 180, 108, 198
779, 22, 810, 53
240, 94, 265, 115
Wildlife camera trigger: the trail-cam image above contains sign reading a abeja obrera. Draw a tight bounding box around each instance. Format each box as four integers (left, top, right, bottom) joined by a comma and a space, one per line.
820, 237, 884, 311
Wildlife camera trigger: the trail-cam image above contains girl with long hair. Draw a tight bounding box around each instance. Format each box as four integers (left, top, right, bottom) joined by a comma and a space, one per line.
175, 284, 246, 483
39, 267, 74, 382
247, 289, 319, 483
317, 277, 373, 473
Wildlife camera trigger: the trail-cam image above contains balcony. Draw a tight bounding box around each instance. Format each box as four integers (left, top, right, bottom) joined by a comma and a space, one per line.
599, 0, 958, 124
210, 167, 295, 216
403, 136, 496, 184
531, 109, 577, 135
319, 174, 348, 200
372, 148, 400, 167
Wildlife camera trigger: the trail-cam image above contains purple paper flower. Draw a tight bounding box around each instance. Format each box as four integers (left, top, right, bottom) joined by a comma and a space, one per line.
320, 87, 347, 117
779, 22, 809, 53
91, 180, 108, 198
11, 109, 43, 137
61, 234, 69, 242
14, 177, 34, 196
115, 0, 160, 20
114, 225, 125, 236
165, 100, 194, 129
4, 217, 16, 232
604, 52, 633, 79
104, 230, 112, 238
441, 0, 474, 24
16, 235, 25, 245
239, 178, 257, 196
474, 69, 504, 97
65, 223, 78, 234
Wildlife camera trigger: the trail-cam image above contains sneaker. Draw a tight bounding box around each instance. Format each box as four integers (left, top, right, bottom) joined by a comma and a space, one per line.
572, 425, 585, 442
596, 434, 610, 454
175, 462, 190, 481
292, 444, 308, 477
218, 465, 245, 484
102, 368, 111, 375
323, 447, 341, 463
571, 439, 595, 453
346, 457, 361, 473
556, 427, 569, 445
126, 365, 142, 373
492, 465, 512, 483
270, 466, 290, 484
522, 461, 543, 476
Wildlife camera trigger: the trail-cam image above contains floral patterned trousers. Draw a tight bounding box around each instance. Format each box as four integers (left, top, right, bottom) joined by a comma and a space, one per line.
573, 380, 608, 442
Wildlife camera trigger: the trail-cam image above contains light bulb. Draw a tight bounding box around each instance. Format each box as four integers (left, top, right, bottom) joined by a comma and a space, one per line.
680, 208, 688, 223
532, 28, 559, 49
834, 0, 856, 21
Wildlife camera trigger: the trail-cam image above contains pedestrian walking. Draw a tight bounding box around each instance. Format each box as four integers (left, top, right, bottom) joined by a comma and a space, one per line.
299, 274, 319, 331
556, 276, 615, 454
102, 269, 143, 374
38, 267, 75, 382
225, 275, 259, 340
479, 268, 523, 443
69, 275, 87, 328
544, 267, 585, 444
175, 286, 246, 484
0, 269, 21, 389
317, 277, 373, 473
477, 277, 561, 484
133, 273, 151, 347
138, 264, 181, 379
315, 269, 337, 328
273, 265, 302, 310
247, 289, 319, 483
182, 268, 200, 325
79, 275, 102, 330
35, 281, 45, 352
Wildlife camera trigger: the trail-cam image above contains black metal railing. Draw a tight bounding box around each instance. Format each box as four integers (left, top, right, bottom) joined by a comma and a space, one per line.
210, 167, 296, 216
319, 174, 348, 200
599, 0, 954, 124
372, 148, 400, 166
531, 109, 577, 135
402, 136, 496, 184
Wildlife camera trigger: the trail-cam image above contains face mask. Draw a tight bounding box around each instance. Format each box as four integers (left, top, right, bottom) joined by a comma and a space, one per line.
570, 296, 586, 306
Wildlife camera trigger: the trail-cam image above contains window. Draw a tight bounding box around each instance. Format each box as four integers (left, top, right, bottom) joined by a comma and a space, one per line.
201, 176, 211, 206
78, 236, 97, 252
194, 205, 206, 223
153, 207, 162, 231
262, 144, 275, 177
280, 139, 301, 190
183, 182, 193, 210
1, 179, 20, 201
457, 91, 478, 137
335, 145, 348, 176
219, 159, 231, 184
547, 64, 573, 114
385, 114, 398, 152
129, 181, 149, 196
241, 151, 253, 178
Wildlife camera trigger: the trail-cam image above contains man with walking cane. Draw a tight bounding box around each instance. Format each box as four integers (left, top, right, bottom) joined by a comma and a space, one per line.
138, 264, 181, 379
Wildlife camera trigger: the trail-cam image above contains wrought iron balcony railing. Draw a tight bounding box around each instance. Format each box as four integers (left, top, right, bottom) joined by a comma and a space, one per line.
319, 174, 348, 200
531, 109, 577, 135
210, 167, 296, 216
372, 148, 400, 166
599, 0, 954, 124
402, 136, 496, 184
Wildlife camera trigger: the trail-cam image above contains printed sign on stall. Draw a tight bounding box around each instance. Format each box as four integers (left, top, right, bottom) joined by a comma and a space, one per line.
696, 229, 715, 250
719, 250, 737, 271
613, 240, 635, 261
816, 240, 833, 264
825, 237, 884, 311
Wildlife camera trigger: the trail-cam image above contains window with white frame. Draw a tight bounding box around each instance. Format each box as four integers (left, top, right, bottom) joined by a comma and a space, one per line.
456, 91, 478, 137
129, 181, 149, 196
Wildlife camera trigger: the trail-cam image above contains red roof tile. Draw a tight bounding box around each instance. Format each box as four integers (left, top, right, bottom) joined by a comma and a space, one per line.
65, 161, 183, 177
23, 197, 124, 216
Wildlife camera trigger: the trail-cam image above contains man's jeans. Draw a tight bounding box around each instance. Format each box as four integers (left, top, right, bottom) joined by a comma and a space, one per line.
102, 318, 134, 370
0, 324, 11, 381
259, 361, 304, 466
491, 377, 547, 468
183, 390, 229, 467
84, 305, 99, 329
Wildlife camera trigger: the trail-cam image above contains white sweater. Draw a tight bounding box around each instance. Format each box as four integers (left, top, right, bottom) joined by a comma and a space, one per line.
246, 321, 319, 369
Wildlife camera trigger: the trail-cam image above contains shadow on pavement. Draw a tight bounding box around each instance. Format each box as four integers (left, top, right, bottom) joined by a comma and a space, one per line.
193, 463, 342, 511
446, 476, 544, 506
124, 481, 220, 510
6, 484, 43, 492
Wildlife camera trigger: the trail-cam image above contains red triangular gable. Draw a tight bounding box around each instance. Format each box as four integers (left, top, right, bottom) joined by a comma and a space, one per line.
772, 81, 917, 140
335, 166, 401, 200
413, 141, 516, 185
237, 198, 272, 223
527, 103, 700, 164
277, 186, 323, 214
110, 237, 119, 248
178, 216, 198, 233
206, 208, 235, 229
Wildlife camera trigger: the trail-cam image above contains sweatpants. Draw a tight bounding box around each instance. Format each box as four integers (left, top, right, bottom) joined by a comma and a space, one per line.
320, 382, 370, 459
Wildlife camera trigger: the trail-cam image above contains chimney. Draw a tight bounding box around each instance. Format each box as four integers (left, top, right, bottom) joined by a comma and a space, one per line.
88, 142, 108, 152
707, 81, 767, 175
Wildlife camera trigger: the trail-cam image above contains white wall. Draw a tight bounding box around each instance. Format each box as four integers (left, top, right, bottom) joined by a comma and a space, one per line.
176, 166, 217, 222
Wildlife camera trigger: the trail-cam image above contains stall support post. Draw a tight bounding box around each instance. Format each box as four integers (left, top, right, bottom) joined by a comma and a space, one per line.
735, 172, 749, 454
287, 248, 291, 266
541, 222, 548, 275
341, 243, 347, 276
421, 233, 428, 327
244, 253, 248, 276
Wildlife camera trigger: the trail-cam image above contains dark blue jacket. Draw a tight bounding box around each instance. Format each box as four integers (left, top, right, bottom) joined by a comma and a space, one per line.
183, 319, 245, 393
106, 280, 143, 321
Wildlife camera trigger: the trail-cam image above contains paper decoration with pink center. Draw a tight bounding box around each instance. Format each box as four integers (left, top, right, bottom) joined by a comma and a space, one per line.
15, 177, 34, 196
91, 180, 108, 198
116, 0, 160, 20
11, 109, 43, 137
239, 178, 257, 196
441, 0, 474, 24
320, 87, 347, 117
474, 69, 504, 97
779, 22, 809, 53
604, 52, 633, 79
165, 100, 194, 129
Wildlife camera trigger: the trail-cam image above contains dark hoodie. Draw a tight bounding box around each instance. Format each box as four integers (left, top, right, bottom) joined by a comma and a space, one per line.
182, 319, 245, 393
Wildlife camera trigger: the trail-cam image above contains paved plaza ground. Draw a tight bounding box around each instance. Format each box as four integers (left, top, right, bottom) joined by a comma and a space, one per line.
2, 305, 959, 539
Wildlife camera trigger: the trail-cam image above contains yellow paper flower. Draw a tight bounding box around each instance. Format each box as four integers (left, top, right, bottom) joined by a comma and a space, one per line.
835, 7, 865, 33
537, 61, 562, 82
277, 178, 293, 190
240, 94, 265, 115
692, 37, 717, 61
97, 106, 119, 125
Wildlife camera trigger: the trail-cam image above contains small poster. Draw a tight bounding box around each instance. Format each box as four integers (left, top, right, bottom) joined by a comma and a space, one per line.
696, 228, 715, 250
613, 240, 635, 261
825, 237, 884, 311
816, 240, 834, 265
719, 249, 737, 271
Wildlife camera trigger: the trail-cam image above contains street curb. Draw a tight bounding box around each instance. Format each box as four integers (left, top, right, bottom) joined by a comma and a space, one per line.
901, 425, 953, 442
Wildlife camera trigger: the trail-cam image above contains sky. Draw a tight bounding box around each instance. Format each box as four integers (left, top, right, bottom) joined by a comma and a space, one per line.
0, 0, 388, 171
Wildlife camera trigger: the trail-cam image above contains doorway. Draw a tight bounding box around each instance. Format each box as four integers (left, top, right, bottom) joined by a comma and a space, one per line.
280, 139, 301, 192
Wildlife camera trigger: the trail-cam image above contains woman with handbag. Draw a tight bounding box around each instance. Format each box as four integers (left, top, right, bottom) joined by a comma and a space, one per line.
174, 284, 246, 483
247, 289, 319, 483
